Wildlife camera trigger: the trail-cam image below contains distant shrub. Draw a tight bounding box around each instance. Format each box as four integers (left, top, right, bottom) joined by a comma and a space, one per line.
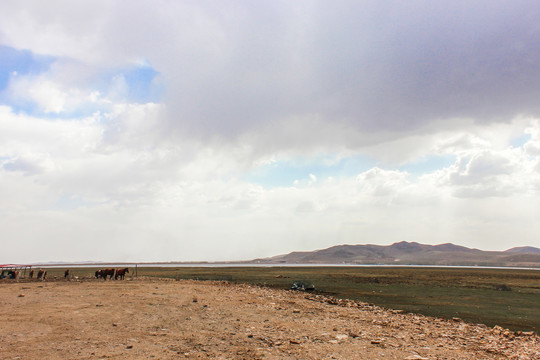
494, 284, 512, 291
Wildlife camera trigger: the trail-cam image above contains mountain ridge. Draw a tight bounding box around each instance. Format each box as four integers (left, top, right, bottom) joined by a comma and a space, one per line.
255, 241, 540, 267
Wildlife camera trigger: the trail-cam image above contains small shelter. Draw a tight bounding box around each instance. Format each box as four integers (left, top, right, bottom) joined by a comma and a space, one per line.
0, 264, 33, 279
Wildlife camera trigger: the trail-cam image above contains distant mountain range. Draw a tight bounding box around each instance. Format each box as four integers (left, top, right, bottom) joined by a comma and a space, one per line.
254, 241, 540, 267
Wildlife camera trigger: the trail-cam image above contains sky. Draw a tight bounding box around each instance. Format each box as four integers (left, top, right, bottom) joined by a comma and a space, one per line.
1, 1, 540, 263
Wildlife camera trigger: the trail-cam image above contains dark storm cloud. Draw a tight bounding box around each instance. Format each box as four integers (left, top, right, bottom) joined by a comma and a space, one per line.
160, 1, 540, 140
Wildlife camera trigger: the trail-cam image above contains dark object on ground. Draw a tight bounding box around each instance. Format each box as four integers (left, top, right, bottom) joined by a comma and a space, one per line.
290, 281, 315, 291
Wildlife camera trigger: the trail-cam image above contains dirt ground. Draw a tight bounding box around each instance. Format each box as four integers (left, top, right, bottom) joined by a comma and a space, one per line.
0, 277, 538, 359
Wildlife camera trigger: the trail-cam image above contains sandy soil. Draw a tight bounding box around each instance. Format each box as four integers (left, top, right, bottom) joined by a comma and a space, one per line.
0, 277, 538, 359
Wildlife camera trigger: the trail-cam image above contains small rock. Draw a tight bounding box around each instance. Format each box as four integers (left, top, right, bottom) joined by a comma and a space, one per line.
405, 355, 429, 360
335, 334, 348, 341
112, 323, 118, 327
371, 339, 382, 345
18, 294, 25, 297
503, 330, 515, 338
492, 325, 504, 335
126, 345, 133, 349
292, 309, 301, 313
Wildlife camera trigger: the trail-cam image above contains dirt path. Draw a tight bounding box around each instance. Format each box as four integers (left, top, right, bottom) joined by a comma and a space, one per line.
0, 278, 538, 359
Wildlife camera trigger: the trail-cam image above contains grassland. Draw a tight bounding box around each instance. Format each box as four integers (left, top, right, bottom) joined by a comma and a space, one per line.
45, 266, 540, 332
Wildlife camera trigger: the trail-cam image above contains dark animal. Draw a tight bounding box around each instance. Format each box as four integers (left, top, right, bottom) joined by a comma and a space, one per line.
99, 268, 116, 280
95, 270, 102, 279
64, 269, 70, 278
115, 268, 129, 280
29, 269, 34, 279
37, 269, 45, 280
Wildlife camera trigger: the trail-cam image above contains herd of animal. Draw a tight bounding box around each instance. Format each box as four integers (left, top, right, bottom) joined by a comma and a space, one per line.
94, 268, 129, 280
1, 268, 130, 281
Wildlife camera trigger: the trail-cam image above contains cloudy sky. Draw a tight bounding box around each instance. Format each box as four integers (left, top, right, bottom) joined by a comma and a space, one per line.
1, 1, 540, 263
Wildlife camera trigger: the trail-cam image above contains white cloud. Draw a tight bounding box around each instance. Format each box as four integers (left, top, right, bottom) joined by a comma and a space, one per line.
2, 153, 56, 175
357, 167, 410, 198
2, 3, 540, 262
3, 2, 540, 151
2, 104, 540, 262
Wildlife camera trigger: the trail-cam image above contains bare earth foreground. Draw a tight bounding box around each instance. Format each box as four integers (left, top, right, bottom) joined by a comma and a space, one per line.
1, 278, 538, 359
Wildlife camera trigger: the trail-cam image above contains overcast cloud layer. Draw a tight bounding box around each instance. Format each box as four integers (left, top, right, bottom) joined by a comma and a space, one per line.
1, 1, 540, 263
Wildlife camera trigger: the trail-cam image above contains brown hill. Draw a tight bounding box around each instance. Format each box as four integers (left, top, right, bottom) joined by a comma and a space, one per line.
261, 241, 540, 267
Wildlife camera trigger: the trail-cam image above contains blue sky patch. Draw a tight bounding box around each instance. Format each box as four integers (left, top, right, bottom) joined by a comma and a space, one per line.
0, 45, 55, 91
120, 64, 161, 103
244, 154, 377, 187
0, 46, 161, 118
398, 154, 456, 175
510, 133, 532, 148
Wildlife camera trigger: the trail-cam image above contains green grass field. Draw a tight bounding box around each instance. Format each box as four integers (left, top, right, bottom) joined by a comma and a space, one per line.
45, 266, 540, 332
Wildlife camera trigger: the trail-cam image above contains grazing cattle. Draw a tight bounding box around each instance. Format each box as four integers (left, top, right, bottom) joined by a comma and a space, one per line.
29, 269, 34, 279
64, 269, 70, 278
115, 268, 129, 280
95, 270, 102, 279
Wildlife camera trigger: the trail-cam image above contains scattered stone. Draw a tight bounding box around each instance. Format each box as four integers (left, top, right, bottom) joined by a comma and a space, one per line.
18, 294, 25, 297
126, 345, 133, 349
503, 329, 515, 338
335, 334, 348, 341
492, 325, 504, 336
